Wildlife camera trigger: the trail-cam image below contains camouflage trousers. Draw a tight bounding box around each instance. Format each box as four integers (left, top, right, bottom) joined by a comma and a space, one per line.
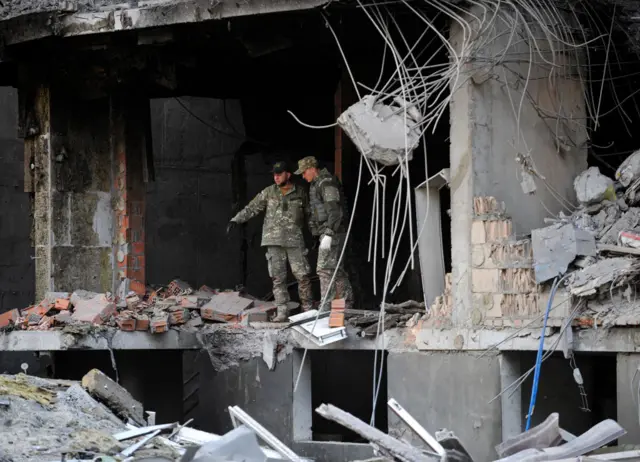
317, 233, 354, 311
266, 246, 313, 310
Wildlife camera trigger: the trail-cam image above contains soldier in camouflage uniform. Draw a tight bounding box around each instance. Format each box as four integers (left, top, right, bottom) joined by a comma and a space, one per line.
227, 161, 313, 321
295, 156, 354, 311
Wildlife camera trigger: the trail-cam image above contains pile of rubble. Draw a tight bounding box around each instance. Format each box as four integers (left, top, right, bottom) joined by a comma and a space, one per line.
532, 151, 640, 324
0, 277, 426, 336
0, 368, 300, 462
0, 279, 284, 334
1, 367, 636, 461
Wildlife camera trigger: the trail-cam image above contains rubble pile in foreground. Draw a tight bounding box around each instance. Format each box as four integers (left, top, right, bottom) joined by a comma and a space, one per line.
532, 151, 640, 322
1, 369, 635, 461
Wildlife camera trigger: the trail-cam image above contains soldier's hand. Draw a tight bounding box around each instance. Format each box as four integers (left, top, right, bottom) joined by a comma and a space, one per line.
226, 221, 238, 235
320, 235, 332, 250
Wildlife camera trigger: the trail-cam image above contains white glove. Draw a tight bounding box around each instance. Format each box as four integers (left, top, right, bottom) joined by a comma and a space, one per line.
319, 235, 332, 250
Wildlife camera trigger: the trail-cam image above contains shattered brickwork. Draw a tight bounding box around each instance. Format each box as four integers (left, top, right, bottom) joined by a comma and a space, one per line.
425, 196, 569, 329
112, 96, 147, 286
470, 196, 564, 327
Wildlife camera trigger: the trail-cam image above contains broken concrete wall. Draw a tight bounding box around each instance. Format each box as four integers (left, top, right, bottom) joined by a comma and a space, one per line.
387, 351, 502, 462
0, 87, 34, 311
30, 91, 114, 299
448, 8, 587, 327
28, 84, 150, 299
466, 11, 588, 235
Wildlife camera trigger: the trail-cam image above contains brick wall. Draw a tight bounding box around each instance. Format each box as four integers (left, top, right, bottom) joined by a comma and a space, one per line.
424, 196, 567, 328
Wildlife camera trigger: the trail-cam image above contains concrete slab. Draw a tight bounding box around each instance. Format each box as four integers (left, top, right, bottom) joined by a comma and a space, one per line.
0, 329, 202, 350
416, 327, 640, 353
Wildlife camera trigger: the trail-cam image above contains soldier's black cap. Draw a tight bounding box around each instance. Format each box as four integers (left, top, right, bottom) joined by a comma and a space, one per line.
272, 161, 290, 174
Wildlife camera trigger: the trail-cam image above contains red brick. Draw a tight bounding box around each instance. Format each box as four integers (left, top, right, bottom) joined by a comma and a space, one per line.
150, 315, 168, 334
130, 280, 146, 296
0, 309, 19, 328
72, 296, 117, 325
168, 307, 189, 325
135, 316, 150, 331
168, 279, 193, 296
331, 299, 346, 310
22, 305, 50, 317
54, 299, 71, 311
117, 317, 136, 331
125, 295, 141, 311
329, 312, 345, 328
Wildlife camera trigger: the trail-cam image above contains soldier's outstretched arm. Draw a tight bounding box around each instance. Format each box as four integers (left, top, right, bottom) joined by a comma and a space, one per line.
231, 189, 268, 224
321, 183, 344, 236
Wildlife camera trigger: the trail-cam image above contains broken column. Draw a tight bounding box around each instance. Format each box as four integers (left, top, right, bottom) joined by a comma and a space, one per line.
22, 80, 148, 299
111, 94, 148, 289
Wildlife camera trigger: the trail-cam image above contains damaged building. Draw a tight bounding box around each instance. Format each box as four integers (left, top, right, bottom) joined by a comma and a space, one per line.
3, 0, 640, 460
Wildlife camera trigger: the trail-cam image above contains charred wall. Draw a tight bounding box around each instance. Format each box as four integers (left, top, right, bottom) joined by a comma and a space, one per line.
0, 87, 34, 312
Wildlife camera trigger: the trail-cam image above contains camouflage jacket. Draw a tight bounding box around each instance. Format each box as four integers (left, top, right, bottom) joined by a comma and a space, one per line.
308, 168, 348, 237
231, 183, 308, 248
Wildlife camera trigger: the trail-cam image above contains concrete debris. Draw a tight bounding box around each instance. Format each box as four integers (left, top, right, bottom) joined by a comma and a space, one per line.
619, 230, 640, 249
82, 368, 145, 425
315, 403, 439, 462
530, 156, 640, 310
495, 418, 625, 462
496, 413, 561, 458
190, 425, 266, 462
573, 166, 615, 205
337, 95, 422, 166
0, 372, 311, 462
616, 149, 640, 187
567, 257, 635, 296
532, 223, 596, 283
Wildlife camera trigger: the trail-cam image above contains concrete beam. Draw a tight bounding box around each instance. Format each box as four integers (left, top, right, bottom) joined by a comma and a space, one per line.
0, 329, 202, 350
417, 327, 640, 353
2, 0, 330, 46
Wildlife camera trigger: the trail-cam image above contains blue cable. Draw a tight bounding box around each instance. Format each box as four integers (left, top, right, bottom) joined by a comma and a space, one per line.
525, 276, 560, 431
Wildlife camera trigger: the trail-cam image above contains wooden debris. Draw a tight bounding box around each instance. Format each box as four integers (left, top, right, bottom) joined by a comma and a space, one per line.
315, 404, 438, 462
383, 300, 426, 314
361, 314, 402, 338
82, 368, 145, 425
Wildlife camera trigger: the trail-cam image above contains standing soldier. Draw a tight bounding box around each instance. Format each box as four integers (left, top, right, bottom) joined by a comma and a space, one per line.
227, 161, 313, 321
295, 156, 354, 311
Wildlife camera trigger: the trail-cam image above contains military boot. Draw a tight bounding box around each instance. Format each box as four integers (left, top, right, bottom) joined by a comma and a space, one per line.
272, 305, 289, 322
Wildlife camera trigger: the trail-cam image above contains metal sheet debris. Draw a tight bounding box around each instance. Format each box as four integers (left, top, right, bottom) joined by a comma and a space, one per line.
288, 309, 347, 346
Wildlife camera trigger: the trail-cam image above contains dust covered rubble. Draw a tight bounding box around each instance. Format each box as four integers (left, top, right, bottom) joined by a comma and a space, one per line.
532, 151, 640, 325
0, 373, 130, 462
